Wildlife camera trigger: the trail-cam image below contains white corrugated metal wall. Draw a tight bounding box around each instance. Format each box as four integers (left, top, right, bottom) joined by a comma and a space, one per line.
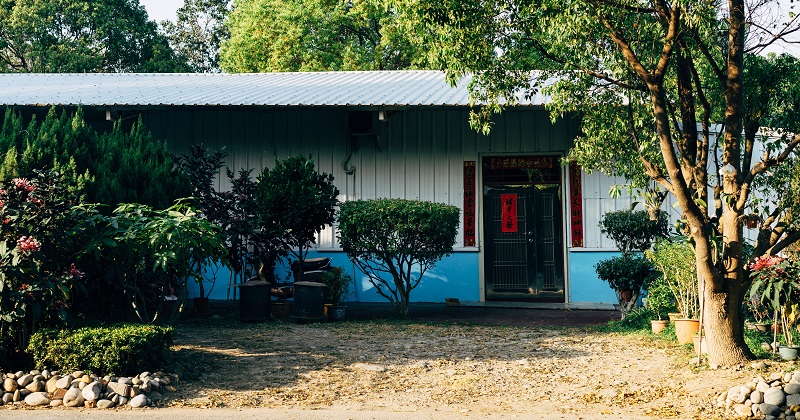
143, 107, 579, 250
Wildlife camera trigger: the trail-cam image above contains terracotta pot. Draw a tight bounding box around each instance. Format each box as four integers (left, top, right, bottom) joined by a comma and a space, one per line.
651, 320, 669, 334
674, 319, 700, 344
668, 312, 683, 322
692, 334, 708, 354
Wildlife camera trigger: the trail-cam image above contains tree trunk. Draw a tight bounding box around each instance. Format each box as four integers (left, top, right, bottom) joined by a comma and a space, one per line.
702, 280, 753, 366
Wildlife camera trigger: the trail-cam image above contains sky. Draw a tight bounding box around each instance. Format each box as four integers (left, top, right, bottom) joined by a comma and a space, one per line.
140, 0, 183, 23
140, 0, 799, 57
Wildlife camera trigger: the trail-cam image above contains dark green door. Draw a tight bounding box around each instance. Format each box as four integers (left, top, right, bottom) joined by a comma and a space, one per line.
484, 184, 565, 302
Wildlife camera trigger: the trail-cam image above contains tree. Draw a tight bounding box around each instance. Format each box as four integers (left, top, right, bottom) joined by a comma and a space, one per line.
338, 199, 460, 316
162, 0, 230, 73
255, 155, 339, 276
220, 0, 428, 72
400, 0, 800, 366
0, 0, 187, 73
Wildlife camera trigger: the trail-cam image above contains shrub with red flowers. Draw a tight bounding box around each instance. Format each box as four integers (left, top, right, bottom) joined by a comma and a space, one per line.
749, 254, 800, 346
0, 169, 85, 355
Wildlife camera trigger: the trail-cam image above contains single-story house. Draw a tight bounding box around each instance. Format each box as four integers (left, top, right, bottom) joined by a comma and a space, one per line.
0, 71, 648, 306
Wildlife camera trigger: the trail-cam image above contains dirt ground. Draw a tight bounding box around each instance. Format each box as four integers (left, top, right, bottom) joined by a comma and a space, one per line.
160, 303, 783, 419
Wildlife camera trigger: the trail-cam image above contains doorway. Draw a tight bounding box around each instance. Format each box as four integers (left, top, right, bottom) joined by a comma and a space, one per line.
482, 156, 565, 302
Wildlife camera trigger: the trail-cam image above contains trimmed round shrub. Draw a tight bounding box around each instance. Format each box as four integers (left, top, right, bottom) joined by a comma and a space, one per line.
27, 324, 174, 376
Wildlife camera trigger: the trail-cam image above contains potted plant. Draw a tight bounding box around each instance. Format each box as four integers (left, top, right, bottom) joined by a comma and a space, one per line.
645, 238, 700, 344
746, 293, 773, 332
749, 254, 800, 360
643, 274, 676, 334
320, 267, 352, 321
255, 155, 339, 281
595, 209, 667, 317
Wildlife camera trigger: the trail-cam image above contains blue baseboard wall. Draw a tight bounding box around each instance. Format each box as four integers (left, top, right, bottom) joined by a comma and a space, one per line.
188, 250, 481, 303
568, 251, 620, 304
189, 249, 621, 305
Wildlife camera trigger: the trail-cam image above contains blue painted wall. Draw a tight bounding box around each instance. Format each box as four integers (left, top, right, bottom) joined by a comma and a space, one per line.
191, 250, 623, 304
189, 250, 481, 303
568, 251, 620, 304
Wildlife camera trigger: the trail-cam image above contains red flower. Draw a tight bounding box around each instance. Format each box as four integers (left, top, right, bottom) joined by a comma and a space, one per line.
750, 255, 785, 272
11, 178, 35, 192
16, 236, 41, 253
65, 263, 84, 279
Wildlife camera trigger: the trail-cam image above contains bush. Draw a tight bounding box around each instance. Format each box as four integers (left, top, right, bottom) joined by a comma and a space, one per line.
0, 107, 189, 209
338, 199, 459, 316
255, 155, 339, 276
645, 238, 699, 319
320, 268, 352, 305
599, 209, 668, 255
595, 255, 654, 292
27, 324, 174, 376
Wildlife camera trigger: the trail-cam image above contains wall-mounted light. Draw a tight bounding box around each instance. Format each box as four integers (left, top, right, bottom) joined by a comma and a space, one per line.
378, 110, 386, 121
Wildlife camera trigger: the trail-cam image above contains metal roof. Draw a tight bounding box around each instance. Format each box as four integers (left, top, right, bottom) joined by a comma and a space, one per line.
0, 71, 552, 108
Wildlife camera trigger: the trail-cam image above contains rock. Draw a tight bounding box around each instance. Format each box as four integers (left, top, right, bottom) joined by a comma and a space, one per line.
111, 395, 120, 405
25, 380, 43, 393
129, 394, 147, 408
24, 392, 50, 406
55, 375, 73, 389
761, 403, 783, 416
752, 391, 764, 404
149, 379, 160, 389
132, 377, 143, 385
41, 370, 50, 379
52, 388, 67, 400
787, 394, 800, 406
82, 381, 102, 401
164, 385, 177, 392
734, 404, 754, 417
63, 387, 85, 407
766, 388, 787, 406
352, 363, 387, 372
16, 374, 33, 387
129, 386, 141, 398
19, 389, 30, 398
759, 382, 773, 393
72, 371, 84, 378
81, 375, 91, 384
96, 399, 114, 409
118, 377, 133, 385
2, 378, 17, 393
787, 384, 800, 395
46, 377, 59, 394
13, 389, 21, 402
2, 392, 13, 404
139, 381, 152, 393
118, 396, 128, 406
50, 399, 62, 407
140, 372, 151, 379
84, 400, 96, 408
149, 391, 162, 400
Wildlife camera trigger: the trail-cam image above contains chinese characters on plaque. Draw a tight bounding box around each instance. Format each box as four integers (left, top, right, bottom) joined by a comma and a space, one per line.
463, 161, 476, 247
500, 193, 518, 233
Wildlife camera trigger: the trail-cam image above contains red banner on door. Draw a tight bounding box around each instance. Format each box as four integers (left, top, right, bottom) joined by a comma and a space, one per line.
569, 163, 584, 247
500, 193, 518, 233
463, 161, 476, 247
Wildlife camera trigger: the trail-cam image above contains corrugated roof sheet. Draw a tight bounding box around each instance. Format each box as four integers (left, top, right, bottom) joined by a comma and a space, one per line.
0, 71, 552, 107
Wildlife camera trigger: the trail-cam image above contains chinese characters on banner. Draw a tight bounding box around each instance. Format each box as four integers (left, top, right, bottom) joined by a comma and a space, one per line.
500, 193, 518, 233
463, 161, 476, 247
569, 163, 584, 247
489, 156, 555, 169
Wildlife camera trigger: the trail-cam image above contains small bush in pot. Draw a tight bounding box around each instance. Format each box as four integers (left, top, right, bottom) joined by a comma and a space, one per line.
645, 238, 699, 320
320, 268, 352, 306
595, 209, 667, 316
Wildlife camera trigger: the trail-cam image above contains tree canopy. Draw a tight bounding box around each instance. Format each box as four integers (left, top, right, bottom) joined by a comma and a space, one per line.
162, 0, 230, 73
0, 0, 188, 73
220, 0, 429, 72
398, 0, 800, 366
